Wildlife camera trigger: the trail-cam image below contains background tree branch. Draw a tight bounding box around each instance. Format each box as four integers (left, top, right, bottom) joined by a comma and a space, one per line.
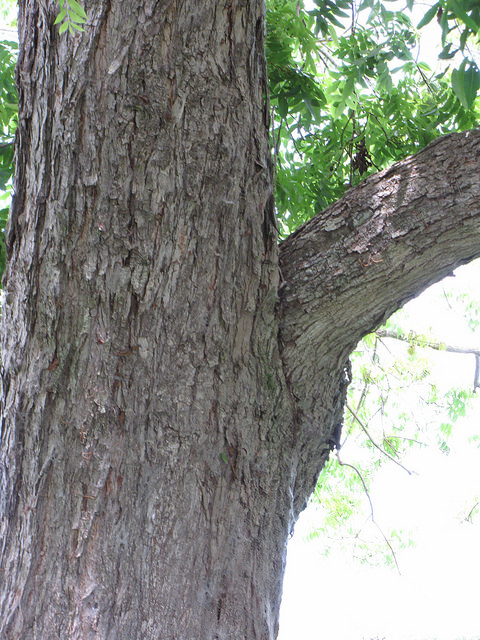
375, 327, 480, 358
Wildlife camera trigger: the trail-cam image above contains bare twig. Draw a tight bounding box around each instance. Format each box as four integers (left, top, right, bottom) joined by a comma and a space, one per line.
355, 336, 378, 413
376, 328, 480, 358
376, 327, 480, 391
336, 453, 401, 574
466, 501, 480, 523
346, 402, 416, 476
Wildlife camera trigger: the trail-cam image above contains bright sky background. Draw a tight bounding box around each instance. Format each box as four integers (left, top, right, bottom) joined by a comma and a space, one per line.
278, 5, 480, 637
279, 259, 480, 640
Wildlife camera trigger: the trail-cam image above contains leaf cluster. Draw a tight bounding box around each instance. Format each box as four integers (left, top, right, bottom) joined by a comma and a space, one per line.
0, 35, 16, 275
418, 0, 480, 109
310, 281, 480, 566
0, 38, 16, 189
266, 0, 480, 237
54, 0, 87, 35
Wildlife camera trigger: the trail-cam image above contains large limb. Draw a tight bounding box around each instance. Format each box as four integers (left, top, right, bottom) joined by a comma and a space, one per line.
277, 129, 480, 511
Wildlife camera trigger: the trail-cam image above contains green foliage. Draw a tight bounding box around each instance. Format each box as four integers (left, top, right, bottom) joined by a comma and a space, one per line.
310, 265, 480, 566
452, 58, 480, 108
0, 30, 16, 271
448, 291, 480, 330
445, 387, 471, 421
0, 38, 16, 188
54, 0, 87, 35
266, 0, 480, 236
417, 0, 480, 107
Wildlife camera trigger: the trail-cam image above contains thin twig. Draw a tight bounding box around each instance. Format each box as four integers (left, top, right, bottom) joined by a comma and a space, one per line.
466, 501, 480, 523
391, 435, 428, 447
346, 402, 416, 476
336, 453, 401, 574
355, 336, 378, 413
376, 328, 480, 357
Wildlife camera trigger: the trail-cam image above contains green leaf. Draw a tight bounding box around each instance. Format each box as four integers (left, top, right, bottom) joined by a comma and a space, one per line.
459, 28, 469, 52
358, 0, 373, 10
447, 0, 480, 34
67, 0, 87, 20
328, 23, 338, 46
278, 95, 288, 119
68, 13, 86, 26
438, 43, 455, 59
451, 62, 480, 109
327, 14, 347, 29
54, 8, 67, 25
59, 20, 69, 35
417, 3, 439, 29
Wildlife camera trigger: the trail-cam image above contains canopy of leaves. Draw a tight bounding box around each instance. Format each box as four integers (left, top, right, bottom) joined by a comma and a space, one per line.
309, 263, 480, 567
266, 0, 480, 236
0, 0, 479, 243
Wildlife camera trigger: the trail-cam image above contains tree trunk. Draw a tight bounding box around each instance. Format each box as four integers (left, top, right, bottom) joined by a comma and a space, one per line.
0, 1, 293, 638
1, 1, 480, 639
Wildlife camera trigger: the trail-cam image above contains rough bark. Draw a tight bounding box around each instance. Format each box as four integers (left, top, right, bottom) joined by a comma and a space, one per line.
1, 1, 480, 639
0, 2, 292, 639
278, 129, 480, 502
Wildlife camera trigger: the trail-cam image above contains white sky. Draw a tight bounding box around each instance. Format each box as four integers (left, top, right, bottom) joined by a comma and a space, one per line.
279, 260, 480, 640
279, 7, 480, 636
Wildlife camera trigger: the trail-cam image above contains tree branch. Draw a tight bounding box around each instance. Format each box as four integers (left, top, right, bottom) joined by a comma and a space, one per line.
376, 327, 480, 357
376, 328, 480, 391
336, 453, 401, 574
275, 129, 480, 513
346, 402, 415, 476
277, 129, 480, 411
